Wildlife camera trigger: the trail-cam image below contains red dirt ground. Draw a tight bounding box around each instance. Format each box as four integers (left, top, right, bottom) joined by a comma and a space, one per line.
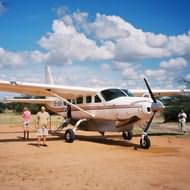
0, 123, 190, 190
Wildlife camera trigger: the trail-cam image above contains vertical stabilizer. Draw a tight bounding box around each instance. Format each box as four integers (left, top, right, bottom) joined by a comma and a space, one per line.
44, 65, 54, 84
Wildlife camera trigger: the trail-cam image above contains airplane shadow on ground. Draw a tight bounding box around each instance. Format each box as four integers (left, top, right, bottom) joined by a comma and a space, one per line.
50, 131, 140, 148
0, 135, 140, 149
0, 130, 36, 134
77, 135, 140, 148
61, 132, 183, 149
51, 131, 141, 148
0, 136, 63, 143
0, 131, 183, 149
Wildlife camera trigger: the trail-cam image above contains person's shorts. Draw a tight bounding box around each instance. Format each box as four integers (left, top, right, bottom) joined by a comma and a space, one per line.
23, 121, 30, 128
37, 127, 48, 136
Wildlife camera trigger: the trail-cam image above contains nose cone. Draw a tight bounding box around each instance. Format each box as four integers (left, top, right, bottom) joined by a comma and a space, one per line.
151, 100, 165, 112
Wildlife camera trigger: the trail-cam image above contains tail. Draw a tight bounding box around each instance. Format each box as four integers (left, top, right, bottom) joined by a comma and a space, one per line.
44, 65, 54, 84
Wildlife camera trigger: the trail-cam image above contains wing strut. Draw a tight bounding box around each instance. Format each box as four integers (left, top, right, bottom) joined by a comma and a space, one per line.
48, 91, 95, 118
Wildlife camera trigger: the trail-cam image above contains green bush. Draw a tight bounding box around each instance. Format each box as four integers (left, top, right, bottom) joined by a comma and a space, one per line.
0, 102, 6, 113
161, 96, 190, 122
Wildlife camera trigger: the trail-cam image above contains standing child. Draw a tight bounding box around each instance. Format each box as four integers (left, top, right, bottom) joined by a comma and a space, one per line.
22, 107, 31, 140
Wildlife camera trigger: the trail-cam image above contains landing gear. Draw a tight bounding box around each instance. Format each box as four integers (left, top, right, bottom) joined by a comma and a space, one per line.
140, 135, 151, 149
122, 131, 133, 140
64, 119, 87, 143
56, 118, 70, 131
99, 131, 105, 136
64, 129, 75, 143
139, 111, 156, 149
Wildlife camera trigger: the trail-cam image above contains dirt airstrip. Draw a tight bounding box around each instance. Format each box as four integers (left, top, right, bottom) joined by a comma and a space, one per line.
0, 123, 190, 190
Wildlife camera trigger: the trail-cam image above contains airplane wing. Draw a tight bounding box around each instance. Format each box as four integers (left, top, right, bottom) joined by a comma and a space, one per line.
131, 89, 190, 97
3, 98, 53, 104
0, 80, 98, 98
1, 80, 189, 98
0, 80, 98, 118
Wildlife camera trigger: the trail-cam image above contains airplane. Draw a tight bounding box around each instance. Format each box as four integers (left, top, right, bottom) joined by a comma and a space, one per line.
0, 66, 189, 149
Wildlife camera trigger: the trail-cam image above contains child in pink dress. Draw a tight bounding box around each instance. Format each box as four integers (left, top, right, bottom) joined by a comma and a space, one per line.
22, 107, 31, 139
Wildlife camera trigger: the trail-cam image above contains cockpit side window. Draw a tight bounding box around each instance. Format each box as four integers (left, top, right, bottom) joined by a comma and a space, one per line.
121, 89, 134, 97
95, 95, 101, 103
101, 89, 126, 101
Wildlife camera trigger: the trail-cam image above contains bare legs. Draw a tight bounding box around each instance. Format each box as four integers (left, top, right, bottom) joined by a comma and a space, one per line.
37, 136, 47, 146
24, 129, 29, 140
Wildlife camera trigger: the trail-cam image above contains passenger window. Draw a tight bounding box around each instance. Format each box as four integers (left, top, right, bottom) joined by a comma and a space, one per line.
71, 99, 76, 104
76, 96, 83, 104
86, 96, 92, 103
95, 95, 101, 103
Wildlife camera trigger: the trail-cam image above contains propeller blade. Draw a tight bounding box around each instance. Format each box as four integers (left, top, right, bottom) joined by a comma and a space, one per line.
144, 112, 156, 133
144, 78, 157, 103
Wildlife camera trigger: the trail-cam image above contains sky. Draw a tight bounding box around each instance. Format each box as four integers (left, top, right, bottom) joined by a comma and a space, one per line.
0, 0, 190, 95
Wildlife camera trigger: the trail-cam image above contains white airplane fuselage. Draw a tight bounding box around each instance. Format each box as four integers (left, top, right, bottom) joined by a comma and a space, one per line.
47, 96, 152, 120
45, 94, 163, 132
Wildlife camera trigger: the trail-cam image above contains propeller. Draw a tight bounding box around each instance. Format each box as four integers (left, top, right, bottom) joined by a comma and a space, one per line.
144, 78, 157, 103
141, 79, 165, 148
144, 78, 165, 112
143, 78, 158, 134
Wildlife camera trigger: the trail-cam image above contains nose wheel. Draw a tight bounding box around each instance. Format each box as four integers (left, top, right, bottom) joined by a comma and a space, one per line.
140, 135, 151, 149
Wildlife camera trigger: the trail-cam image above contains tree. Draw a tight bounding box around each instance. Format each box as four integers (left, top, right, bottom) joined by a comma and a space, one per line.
0, 102, 6, 113
5, 103, 42, 114
161, 96, 190, 122
183, 79, 190, 88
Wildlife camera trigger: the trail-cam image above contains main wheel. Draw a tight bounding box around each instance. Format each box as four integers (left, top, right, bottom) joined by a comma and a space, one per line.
122, 131, 133, 140
64, 129, 75, 143
140, 136, 151, 149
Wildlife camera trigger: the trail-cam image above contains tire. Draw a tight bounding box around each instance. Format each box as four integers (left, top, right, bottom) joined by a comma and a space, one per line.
122, 131, 133, 140
64, 129, 75, 143
140, 136, 151, 149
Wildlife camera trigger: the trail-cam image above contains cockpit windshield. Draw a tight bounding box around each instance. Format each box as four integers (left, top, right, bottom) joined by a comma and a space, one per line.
101, 88, 126, 101
121, 89, 134, 97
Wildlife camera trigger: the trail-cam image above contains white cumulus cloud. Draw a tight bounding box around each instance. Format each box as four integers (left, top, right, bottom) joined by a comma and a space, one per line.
145, 69, 166, 78
0, 48, 49, 68
0, 48, 26, 67
185, 73, 190, 82
0, 8, 190, 89
89, 13, 130, 40
146, 33, 168, 48
113, 61, 144, 80
29, 50, 49, 63
38, 19, 114, 64
160, 57, 187, 70
101, 63, 110, 71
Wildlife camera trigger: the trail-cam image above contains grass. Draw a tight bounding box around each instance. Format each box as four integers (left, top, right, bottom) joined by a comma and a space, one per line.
0, 112, 22, 125
0, 112, 188, 136
0, 112, 63, 126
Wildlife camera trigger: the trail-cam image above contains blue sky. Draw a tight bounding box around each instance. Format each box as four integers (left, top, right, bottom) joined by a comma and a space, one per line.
0, 0, 190, 93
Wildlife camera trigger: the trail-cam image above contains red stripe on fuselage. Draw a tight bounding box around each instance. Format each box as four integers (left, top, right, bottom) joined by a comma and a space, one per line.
47, 104, 140, 113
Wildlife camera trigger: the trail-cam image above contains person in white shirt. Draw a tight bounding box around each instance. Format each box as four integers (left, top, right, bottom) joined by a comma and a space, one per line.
178, 109, 187, 133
